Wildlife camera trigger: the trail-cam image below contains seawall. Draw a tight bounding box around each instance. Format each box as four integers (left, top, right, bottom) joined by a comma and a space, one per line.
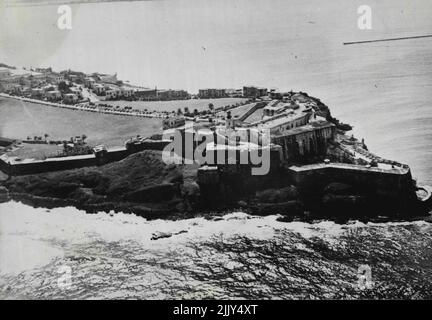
287, 163, 417, 206
0, 140, 170, 176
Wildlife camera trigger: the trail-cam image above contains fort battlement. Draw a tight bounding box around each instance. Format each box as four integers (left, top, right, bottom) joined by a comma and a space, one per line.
0, 139, 170, 176
287, 162, 414, 199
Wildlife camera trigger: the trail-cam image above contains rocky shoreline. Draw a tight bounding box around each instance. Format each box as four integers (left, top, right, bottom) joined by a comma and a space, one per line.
1, 149, 430, 223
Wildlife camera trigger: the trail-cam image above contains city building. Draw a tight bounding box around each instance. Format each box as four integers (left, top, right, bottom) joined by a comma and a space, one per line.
268, 88, 283, 100
134, 88, 157, 100
157, 89, 189, 100
35, 67, 52, 73
84, 77, 97, 88
93, 84, 106, 95
162, 116, 186, 130
121, 86, 135, 98
243, 86, 268, 98
198, 88, 227, 99
63, 93, 79, 104
224, 88, 243, 98
31, 88, 44, 98
0, 81, 20, 92
45, 90, 62, 101
105, 88, 122, 100
69, 87, 83, 98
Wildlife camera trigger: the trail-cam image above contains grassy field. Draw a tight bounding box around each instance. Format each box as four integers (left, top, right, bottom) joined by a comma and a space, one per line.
0, 97, 162, 149
103, 98, 248, 113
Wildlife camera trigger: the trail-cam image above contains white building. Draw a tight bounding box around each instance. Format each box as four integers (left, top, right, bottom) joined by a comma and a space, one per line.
106, 86, 124, 99
46, 73, 64, 84
31, 88, 44, 97
121, 86, 135, 97
162, 116, 186, 130
69, 87, 82, 98
84, 77, 97, 88
46, 90, 62, 100
93, 84, 106, 95
0, 81, 20, 92
64, 93, 79, 104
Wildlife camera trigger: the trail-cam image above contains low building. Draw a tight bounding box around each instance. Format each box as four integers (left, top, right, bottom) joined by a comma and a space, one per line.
69, 87, 83, 98
0, 74, 23, 85
134, 88, 157, 100
162, 116, 186, 130
0, 81, 19, 92
121, 86, 135, 98
68, 74, 79, 82
45, 90, 62, 101
262, 100, 298, 118
46, 73, 64, 84
106, 89, 121, 100
225, 88, 243, 98
31, 88, 44, 97
262, 112, 311, 135
269, 89, 283, 100
35, 67, 52, 74
41, 85, 55, 92
93, 84, 106, 95
243, 86, 268, 98
157, 89, 189, 100
84, 77, 97, 88
198, 88, 227, 99
64, 93, 79, 104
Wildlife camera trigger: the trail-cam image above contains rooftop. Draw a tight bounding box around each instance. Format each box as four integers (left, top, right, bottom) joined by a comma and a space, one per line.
261, 111, 308, 129
272, 120, 335, 138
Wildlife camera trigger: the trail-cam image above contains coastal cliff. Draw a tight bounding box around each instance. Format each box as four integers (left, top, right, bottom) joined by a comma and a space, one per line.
0, 147, 426, 222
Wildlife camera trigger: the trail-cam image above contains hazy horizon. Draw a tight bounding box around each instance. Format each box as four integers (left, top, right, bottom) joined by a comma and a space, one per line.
1, 0, 432, 92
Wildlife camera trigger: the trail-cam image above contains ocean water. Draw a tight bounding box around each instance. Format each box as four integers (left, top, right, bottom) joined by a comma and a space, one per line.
1, 202, 432, 299
1, 0, 432, 299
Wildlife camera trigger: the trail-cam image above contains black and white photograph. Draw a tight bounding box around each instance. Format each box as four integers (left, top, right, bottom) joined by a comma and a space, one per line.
0, 0, 432, 304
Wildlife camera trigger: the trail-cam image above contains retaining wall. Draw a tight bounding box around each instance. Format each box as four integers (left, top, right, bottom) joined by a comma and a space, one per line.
287, 163, 416, 201
0, 140, 167, 176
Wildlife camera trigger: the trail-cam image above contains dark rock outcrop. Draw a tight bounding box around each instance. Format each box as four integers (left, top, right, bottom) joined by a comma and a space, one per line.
255, 186, 299, 203
0, 186, 10, 203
